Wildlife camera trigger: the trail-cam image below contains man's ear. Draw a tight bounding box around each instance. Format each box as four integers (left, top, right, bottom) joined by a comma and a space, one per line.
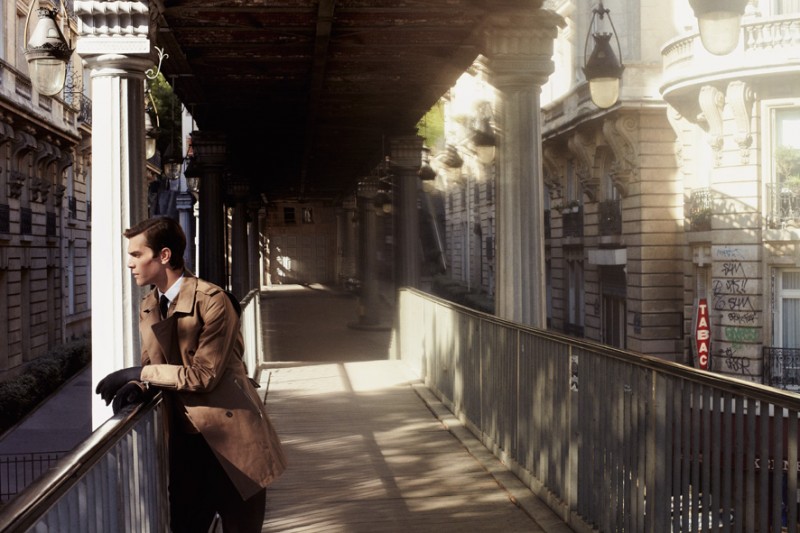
159, 247, 172, 265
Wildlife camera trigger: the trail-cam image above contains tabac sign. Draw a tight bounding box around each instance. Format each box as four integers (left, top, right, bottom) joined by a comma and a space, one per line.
694, 298, 711, 370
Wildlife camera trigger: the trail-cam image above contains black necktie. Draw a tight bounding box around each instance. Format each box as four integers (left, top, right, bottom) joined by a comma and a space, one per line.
159, 294, 170, 319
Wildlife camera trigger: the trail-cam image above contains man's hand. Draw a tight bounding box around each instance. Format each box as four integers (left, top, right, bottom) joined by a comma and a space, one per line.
95, 366, 142, 405
111, 382, 148, 414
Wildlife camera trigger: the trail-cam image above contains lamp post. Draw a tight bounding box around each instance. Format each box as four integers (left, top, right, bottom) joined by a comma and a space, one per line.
689, 0, 747, 55
583, 2, 624, 109
24, 6, 73, 96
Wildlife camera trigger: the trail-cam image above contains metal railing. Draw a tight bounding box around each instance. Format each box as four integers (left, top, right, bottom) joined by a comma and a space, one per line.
765, 346, 800, 392
598, 199, 622, 236
396, 288, 800, 533
240, 288, 263, 379
767, 183, 800, 229
0, 453, 65, 504
0, 291, 265, 530
687, 188, 712, 232
0, 397, 169, 532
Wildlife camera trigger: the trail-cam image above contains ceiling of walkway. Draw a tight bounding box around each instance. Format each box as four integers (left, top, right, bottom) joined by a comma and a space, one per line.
152, 0, 523, 200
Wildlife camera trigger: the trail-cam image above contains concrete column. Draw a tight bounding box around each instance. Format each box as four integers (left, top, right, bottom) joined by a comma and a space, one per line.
247, 202, 261, 293
190, 131, 227, 287
75, 0, 152, 428
228, 176, 250, 299
391, 136, 423, 291
485, 6, 562, 328
176, 192, 195, 272
353, 182, 381, 327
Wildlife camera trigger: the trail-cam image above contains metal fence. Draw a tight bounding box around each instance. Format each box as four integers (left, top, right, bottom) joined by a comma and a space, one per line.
396, 288, 800, 533
0, 453, 65, 504
240, 289, 263, 380
0, 398, 169, 533
0, 293, 265, 531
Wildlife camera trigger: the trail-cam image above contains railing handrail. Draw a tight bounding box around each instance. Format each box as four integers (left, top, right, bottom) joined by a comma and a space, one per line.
402, 287, 800, 408
0, 394, 163, 532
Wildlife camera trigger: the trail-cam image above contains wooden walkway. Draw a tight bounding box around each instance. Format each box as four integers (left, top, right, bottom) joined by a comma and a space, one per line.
259, 360, 572, 532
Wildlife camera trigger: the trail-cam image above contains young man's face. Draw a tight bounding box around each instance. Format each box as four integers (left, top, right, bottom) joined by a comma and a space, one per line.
127, 233, 168, 288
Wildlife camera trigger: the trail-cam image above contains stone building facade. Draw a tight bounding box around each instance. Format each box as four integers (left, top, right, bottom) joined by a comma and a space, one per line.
434, 0, 800, 387
0, 2, 91, 380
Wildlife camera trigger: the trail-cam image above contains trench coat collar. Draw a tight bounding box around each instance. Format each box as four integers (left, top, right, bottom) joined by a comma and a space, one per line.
143, 270, 198, 319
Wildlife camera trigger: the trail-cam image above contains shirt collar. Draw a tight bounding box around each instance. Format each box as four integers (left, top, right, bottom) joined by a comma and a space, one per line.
158, 274, 184, 303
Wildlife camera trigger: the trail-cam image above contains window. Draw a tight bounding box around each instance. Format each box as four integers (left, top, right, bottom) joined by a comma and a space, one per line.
773, 0, 800, 15
302, 207, 313, 224
566, 257, 584, 336
283, 207, 296, 224
767, 105, 800, 226
777, 270, 800, 349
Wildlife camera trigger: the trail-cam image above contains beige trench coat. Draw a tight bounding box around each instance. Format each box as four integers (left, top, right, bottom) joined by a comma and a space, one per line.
139, 273, 287, 500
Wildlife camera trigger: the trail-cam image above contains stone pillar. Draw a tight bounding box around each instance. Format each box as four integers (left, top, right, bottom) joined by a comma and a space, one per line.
191, 131, 227, 287
75, 0, 152, 428
485, 6, 562, 328
247, 202, 262, 292
228, 176, 250, 299
176, 192, 195, 272
391, 135, 423, 291
352, 181, 381, 328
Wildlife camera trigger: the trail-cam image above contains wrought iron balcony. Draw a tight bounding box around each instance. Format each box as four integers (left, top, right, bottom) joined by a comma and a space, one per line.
766, 182, 800, 229
562, 205, 583, 238
598, 199, 621, 236
764, 346, 800, 391
686, 187, 712, 232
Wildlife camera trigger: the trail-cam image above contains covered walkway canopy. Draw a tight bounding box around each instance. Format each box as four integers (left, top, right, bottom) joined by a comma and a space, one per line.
153, 0, 539, 198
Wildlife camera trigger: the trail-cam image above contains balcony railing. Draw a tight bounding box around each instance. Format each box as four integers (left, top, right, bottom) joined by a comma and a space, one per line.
562, 205, 583, 238
765, 346, 800, 391
0, 291, 264, 529
598, 199, 622, 236
398, 288, 800, 533
767, 182, 800, 229
687, 187, 712, 232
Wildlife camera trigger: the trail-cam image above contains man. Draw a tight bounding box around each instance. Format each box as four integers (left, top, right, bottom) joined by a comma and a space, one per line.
96, 216, 286, 533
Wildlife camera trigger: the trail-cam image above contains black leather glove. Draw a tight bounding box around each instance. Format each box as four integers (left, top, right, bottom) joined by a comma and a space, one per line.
95, 366, 142, 405
111, 382, 151, 414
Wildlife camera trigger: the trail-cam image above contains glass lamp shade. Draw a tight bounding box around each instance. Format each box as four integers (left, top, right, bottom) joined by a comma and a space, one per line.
589, 77, 621, 109
697, 13, 743, 55
583, 33, 624, 109
25, 9, 72, 96
164, 160, 182, 180
28, 59, 68, 96
145, 136, 157, 159
689, 0, 747, 55
475, 145, 496, 165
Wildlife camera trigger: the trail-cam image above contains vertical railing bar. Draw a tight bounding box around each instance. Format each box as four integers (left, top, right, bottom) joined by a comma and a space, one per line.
734, 396, 744, 533
623, 363, 633, 533
758, 400, 770, 533
682, 379, 692, 532
722, 393, 733, 533
745, 399, 756, 533
690, 382, 701, 533
788, 408, 798, 533
711, 389, 722, 533
601, 355, 611, 532
671, 379, 681, 533
635, 367, 646, 532
773, 406, 784, 533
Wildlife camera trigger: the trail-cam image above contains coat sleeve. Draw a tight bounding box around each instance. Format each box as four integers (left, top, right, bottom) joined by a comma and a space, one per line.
140, 289, 241, 392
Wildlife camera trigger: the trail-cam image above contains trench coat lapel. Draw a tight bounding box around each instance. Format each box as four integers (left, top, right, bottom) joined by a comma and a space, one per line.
147, 273, 199, 365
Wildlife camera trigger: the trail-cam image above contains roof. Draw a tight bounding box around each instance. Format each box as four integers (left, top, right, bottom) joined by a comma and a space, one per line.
152, 0, 516, 199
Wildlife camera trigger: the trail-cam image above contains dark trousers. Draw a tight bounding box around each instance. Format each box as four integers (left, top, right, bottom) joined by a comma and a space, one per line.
169, 432, 266, 533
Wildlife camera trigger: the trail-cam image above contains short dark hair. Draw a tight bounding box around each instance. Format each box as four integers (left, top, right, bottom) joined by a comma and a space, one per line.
124, 217, 186, 270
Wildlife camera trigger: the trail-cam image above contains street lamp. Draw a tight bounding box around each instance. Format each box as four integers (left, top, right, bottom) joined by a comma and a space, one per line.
471, 117, 497, 165
24, 5, 73, 96
689, 0, 747, 55
583, 2, 624, 109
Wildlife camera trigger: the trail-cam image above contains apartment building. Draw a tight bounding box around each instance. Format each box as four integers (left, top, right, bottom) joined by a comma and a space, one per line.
0, 1, 91, 379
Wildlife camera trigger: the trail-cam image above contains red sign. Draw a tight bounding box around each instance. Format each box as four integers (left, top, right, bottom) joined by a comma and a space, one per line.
695, 299, 711, 370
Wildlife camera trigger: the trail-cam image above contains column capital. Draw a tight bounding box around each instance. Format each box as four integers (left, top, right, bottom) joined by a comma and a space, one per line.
484, 7, 565, 89
389, 135, 423, 172
190, 131, 228, 168
74, 0, 153, 74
